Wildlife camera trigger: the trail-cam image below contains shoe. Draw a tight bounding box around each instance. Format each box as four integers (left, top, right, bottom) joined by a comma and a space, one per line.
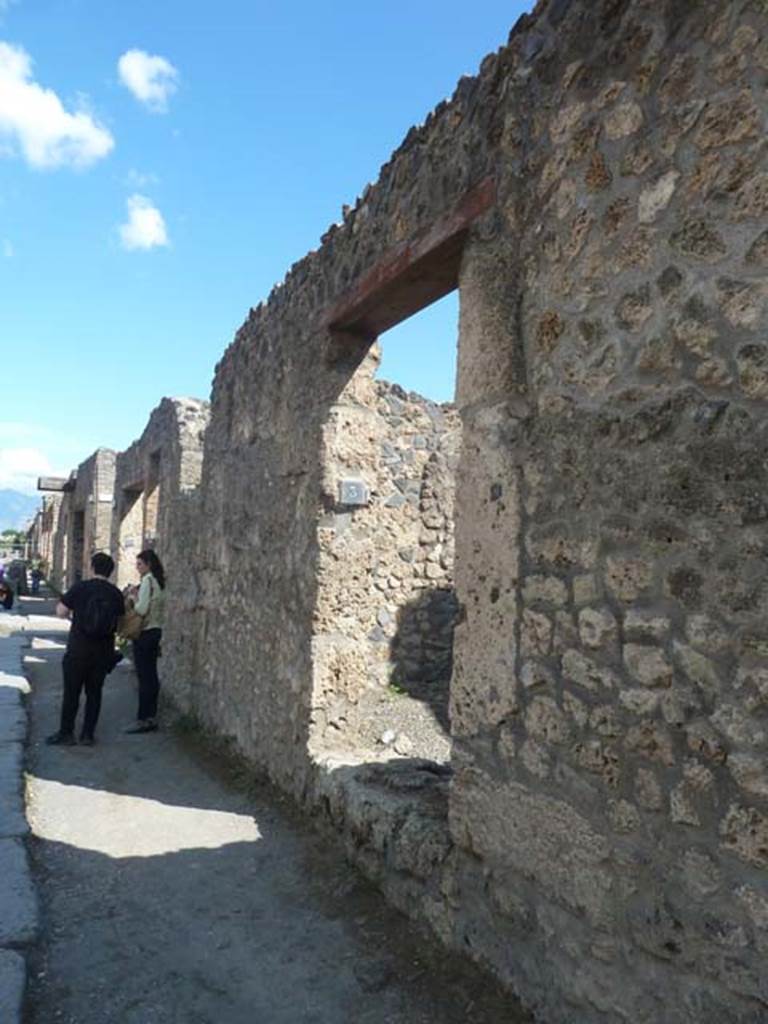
124, 719, 158, 734
45, 731, 76, 746
79, 735, 96, 746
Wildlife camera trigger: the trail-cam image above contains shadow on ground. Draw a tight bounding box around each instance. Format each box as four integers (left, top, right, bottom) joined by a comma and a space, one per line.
21, 612, 527, 1024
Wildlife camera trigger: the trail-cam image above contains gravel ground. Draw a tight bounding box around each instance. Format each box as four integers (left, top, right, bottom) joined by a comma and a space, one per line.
346, 685, 451, 764
22, 616, 528, 1024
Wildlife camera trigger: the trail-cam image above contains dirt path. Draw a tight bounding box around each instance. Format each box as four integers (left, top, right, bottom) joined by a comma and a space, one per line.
21, 614, 526, 1024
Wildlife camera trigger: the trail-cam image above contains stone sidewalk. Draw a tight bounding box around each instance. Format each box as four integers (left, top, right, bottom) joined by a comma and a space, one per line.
0, 624, 37, 1024
0, 600, 71, 1022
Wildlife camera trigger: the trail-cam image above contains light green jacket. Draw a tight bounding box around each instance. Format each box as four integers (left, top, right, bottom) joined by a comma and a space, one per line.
135, 573, 165, 631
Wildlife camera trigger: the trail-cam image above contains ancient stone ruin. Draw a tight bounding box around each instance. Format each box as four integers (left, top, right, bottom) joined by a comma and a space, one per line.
45, 449, 115, 590
26, 495, 61, 575
111, 397, 209, 589
31, 1, 768, 1020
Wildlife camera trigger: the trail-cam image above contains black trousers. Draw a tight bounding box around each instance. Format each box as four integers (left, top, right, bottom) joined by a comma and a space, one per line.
133, 628, 162, 720
60, 651, 110, 738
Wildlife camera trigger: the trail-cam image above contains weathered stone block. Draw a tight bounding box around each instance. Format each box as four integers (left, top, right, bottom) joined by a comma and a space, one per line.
686, 719, 728, 764
673, 642, 721, 701
525, 696, 570, 746
578, 607, 618, 649
520, 608, 553, 657
736, 344, 768, 399
520, 660, 555, 690
605, 557, 653, 602
562, 648, 617, 692
695, 90, 760, 150
624, 610, 670, 642
638, 170, 680, 223
572, 573, 598, 606
608, 799, 640, 834
522, 574, 568, 607
635, 768, 663, 811
451, 773, 613, 926
625, 721, 675, 766
572, 740, 620, 787
670, 217, 728, 261
620, 688, 661, 716
711, 704, 766, 750
720, 804, 768, 869
729, 754, 768, 800
679, 849, 722, 898
624, 644, 673, 688
520, 738, 552, 779
604, 100, 644, 140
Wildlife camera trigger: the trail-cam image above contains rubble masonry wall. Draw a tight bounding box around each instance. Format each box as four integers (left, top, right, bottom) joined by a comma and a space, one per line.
162, 1, 768, 1021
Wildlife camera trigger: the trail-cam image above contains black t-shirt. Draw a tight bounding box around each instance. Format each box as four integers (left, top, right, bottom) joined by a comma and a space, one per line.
62, 578, 125, 657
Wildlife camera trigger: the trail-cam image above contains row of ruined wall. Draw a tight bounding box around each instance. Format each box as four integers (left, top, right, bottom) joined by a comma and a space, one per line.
30, 1, 768, 1021
36, 399, 210, 597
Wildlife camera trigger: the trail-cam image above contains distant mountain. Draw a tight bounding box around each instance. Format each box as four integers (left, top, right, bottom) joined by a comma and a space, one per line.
0, 490, 40, 532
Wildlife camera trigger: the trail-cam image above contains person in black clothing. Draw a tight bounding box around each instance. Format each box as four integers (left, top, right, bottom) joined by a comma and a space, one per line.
46, 551, 125, 746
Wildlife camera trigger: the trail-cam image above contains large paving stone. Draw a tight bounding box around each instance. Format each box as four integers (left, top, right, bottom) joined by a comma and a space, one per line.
0, 690, 26, 744
0, 637, 26, 674
0, 949, 25, 1024
0, 744, 27, 838
0, 839, 38, 946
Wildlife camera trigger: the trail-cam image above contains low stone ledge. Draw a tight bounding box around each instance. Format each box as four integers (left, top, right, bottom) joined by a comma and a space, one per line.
312, 754, 454, 933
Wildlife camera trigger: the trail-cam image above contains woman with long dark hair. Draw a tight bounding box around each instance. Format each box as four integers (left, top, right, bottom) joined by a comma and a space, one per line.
125, 549, 166, 734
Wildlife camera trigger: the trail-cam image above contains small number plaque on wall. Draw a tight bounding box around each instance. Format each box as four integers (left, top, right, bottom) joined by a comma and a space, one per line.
338, 479, 369, 507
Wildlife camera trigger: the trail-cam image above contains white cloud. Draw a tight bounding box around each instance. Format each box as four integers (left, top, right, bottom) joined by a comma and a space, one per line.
119, 193, 168, 251
0, 423, 99, 489
0, 446, 54, 492
117, 49, 178, 113
0, 41, 114, 169
2, 238, 12, 258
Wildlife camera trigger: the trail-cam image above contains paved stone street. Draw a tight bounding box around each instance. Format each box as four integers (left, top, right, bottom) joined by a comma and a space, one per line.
16, 604, 524, 1024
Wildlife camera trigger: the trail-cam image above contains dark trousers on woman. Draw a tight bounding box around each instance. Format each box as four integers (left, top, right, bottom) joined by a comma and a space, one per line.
133, 628, 162, 720
60, 652, 109, 739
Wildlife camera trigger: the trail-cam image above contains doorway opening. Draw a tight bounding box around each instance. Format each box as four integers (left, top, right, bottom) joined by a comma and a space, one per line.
315, 291, 461, 766
72, 509, 86, 584
312, 179, 494, 770
143, 452, 161, 549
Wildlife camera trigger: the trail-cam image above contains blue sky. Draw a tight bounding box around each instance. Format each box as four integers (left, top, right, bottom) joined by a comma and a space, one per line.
0, 0, 532, 493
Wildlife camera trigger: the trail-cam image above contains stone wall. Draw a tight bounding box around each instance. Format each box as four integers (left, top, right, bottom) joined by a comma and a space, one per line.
38, 496, 61, 571
49, 487, 71, 592
446, 2, 768, 1022
162, 1, 768, 1021
48, 450, 115, 590
26, 496, 60, 570
111, 397, 209, 590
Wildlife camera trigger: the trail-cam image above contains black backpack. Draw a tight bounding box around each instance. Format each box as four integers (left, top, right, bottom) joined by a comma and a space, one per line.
80, 590, 118, 639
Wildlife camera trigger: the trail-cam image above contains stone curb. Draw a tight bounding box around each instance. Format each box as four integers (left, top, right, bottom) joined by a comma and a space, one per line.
0, 630, 38, 1024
